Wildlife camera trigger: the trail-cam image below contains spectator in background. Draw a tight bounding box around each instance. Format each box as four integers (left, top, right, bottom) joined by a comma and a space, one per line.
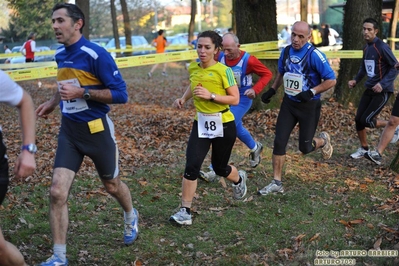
328, 26, 339, 46
148, 29, 169, 78
280, 26, 291, 45
228, 28, 234, 34
4, 45, 11, 63
4, 45, 11, 54
321, 23, 329, 46
20, 32, 41, 62
311, 25, 322, 47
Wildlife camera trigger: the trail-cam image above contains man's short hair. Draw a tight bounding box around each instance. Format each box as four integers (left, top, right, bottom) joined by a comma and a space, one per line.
363, 18, 379, 30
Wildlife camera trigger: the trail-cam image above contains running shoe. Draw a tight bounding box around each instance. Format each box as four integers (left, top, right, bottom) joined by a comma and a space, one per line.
249, 142, 263, 168
232, 170, 247, 200
350, 147, 367, 159
199, 170, 218, 182
364, 150, 382, 165
319, 132, 333, 159
258, 180, 284, 195
390, 125, 399, 144
40, 254, 68, 266
124, 208, 139, 245
169, 208, 192, 225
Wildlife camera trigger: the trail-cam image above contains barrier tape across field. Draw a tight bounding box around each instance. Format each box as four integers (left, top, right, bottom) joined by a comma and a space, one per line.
1, 40, 399, 82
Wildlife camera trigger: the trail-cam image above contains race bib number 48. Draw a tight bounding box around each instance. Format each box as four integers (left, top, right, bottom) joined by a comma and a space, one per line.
197, 112, 223, 139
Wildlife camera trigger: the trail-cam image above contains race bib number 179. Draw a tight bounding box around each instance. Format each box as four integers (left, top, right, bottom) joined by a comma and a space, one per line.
283, 72, 303, 96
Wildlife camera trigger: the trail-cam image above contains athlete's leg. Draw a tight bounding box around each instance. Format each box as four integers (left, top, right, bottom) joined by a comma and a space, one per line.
49, 168, 75, 245
0, 228, 27, 266
231, 96, 256, 149
273, 98, 298, 181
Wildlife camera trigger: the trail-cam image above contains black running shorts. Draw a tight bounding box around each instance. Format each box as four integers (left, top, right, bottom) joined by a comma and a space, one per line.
54, 115, 119, 180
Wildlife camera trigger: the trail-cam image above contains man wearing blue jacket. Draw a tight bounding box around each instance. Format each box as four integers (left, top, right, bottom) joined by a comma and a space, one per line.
348, 18, 399, 160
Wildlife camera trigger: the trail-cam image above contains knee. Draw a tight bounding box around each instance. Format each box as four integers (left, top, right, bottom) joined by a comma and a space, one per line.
387, 118, 398, 128
299, 144, 314, 155
183, 174, 197, 181
273, 139, 286, 156
0, 239, 6, 255
103, 179, 120, 195
213, 165, 232, 177
49, 184, 69, 204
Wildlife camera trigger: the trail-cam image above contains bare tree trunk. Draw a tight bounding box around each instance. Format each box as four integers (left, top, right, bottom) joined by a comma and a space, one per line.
318, 0, 329, 23
120, 0, 132, 57
300, 0, 308, 22
389, 0, 399, 50
234, 0, 278, 111
110, 0, 121, 57
231, 0, 236, 33
76, 0, 89, 39
334, 0, 383, 106
188, 0, 197, 43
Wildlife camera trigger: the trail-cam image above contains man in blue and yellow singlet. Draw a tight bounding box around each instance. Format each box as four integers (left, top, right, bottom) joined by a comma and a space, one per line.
36, 3, 138, 265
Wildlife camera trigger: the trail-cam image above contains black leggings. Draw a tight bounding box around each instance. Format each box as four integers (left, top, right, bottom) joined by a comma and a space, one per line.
184, 120, 236, 180
0, 131, 9, 206
273, 96, 321, 155
355, 89, 391, 131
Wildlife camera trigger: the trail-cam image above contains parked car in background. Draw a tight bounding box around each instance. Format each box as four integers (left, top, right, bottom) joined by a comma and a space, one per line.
166, 35, 190, 52
50, 43, 63, 50
90, 38, 110, 47
11, 45, 23, 53
105, 36, 153, 58
9, 46, 53, 64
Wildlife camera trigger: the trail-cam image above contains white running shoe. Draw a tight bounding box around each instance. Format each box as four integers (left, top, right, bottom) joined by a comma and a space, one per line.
390, 125, 399, 144
232, 170, 247, 200
169, 208, 192, 225
350, 147, 367, 159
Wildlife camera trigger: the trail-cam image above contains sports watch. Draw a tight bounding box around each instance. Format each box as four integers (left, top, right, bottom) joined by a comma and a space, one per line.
21, 144, 37, 154
210, 93, 216, 101
83, 88, 91, 100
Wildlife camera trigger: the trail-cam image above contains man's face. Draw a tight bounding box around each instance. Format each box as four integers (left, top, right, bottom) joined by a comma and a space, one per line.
291, 22, 311, 50
362, 22, 378, 42
52, 8, 82, 46
222, 35, 240, 60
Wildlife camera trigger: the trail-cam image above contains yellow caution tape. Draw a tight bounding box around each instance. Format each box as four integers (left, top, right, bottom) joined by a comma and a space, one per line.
3, 40, 399, 82
0, 61, 56, 70
6, 65, 58, 81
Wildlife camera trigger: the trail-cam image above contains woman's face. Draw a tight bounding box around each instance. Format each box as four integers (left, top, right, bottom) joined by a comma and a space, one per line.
196, 37, 217, 63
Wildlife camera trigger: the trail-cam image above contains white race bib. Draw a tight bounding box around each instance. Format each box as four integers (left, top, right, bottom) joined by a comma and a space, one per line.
197, 112, 223, 139
233, 71, 241, 87
58, 78, 89, 114
283, 72, 303, 96
364, 60, 375, 78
